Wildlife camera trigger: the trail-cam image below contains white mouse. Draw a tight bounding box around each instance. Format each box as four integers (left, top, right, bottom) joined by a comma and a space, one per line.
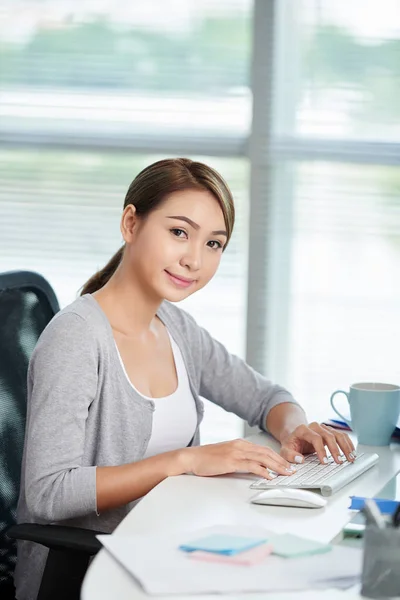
250, 488, 327, 509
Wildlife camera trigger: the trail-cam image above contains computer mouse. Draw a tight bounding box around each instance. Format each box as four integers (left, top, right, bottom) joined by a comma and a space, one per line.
250, 488, 327, 509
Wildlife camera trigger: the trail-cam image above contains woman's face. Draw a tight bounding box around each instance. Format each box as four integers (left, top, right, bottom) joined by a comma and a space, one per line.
122, 189, 228, 303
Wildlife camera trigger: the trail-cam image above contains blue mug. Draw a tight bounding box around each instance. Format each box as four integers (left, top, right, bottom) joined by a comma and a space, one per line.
330, 382, 400, 446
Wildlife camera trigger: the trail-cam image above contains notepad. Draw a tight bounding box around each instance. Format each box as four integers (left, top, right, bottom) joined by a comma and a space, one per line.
188, 543, 273, 565
268, 533, 332, 558
179, 533, 267, 556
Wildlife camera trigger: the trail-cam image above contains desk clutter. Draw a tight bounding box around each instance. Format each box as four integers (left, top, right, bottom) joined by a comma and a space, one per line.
179, 532, 332, 560
360, 499, 400, 599
98, 525, 362, 595
344, 471, 400, 539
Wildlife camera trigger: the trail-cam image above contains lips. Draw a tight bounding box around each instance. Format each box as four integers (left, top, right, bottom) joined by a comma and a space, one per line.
165, 270, 196, 288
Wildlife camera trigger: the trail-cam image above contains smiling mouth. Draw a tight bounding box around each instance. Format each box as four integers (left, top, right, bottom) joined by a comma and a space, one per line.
165, 270, 196, 287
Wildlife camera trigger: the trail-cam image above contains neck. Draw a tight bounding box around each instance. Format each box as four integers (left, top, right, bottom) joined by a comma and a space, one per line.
94, 260, 162, 335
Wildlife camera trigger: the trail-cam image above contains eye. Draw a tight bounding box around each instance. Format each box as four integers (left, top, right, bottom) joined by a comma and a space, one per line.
207, 240, 223, 250
170, 228, 187, 239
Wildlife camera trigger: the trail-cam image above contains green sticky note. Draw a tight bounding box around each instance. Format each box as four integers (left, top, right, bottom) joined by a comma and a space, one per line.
269, 533, 332, 558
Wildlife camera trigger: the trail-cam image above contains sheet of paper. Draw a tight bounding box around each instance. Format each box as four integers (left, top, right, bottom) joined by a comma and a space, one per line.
98, 525, 362, 595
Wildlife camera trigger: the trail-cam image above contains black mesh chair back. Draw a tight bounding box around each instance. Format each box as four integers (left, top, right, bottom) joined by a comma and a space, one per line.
0, 271, 59, 596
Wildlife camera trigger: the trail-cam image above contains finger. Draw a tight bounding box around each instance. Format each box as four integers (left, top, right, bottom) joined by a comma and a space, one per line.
300, 430, 328, 464
245, 442, 293, 471
244, 451, 296, 476
241, 442, 291, 469
318, 425, 344, 464
242, 460, 279, 480
280, 446, 304, 464
319, 425, 354, 462
230, 441, 293, 473
338, 431, 356, 455
329, 430, 356, 462
309, 424, 356, 462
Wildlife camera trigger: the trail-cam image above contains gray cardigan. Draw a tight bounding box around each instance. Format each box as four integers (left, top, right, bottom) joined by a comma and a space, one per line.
15, 294, 298, 599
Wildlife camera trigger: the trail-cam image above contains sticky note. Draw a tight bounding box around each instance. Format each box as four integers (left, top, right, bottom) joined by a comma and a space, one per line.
188, 543, 273, 565
179, 534, 268, 556
268, 533, 332, 558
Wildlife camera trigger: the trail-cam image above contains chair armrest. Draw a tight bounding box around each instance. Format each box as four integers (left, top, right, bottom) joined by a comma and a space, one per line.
7, 523, 103, 554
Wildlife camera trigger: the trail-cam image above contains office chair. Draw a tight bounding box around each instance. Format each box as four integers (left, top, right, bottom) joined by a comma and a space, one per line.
0, 271, 102, 600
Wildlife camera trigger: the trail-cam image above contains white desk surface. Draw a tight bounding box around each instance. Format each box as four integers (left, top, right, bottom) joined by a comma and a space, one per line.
81, 432, 400, 600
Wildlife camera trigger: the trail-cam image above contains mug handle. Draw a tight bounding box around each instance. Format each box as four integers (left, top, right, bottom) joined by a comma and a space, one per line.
330, 390, 352, 428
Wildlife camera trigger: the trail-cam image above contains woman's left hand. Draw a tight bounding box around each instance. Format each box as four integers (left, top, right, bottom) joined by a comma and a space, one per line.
279, 422, 356, 465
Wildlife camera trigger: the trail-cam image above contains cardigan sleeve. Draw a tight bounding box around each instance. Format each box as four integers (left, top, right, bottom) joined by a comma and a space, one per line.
196, 322, 299, 432
24, 311, 98, 522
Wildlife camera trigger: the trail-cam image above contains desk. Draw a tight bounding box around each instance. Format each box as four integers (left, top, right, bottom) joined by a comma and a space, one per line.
81, 432, 400, 600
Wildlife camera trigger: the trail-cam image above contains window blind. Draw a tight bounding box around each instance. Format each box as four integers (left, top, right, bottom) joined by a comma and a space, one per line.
0, 0, 253, 443
0, 0, 252, 154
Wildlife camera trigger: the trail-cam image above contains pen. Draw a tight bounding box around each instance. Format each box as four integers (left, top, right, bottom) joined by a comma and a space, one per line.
362, 498, 386, 529
392, 503, 400, 528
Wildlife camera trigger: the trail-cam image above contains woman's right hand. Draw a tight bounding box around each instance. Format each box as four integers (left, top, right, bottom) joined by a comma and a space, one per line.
180, 439, 296, 479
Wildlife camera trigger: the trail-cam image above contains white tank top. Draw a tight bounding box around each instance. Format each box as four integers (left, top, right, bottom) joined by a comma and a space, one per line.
114, 330, 197, 458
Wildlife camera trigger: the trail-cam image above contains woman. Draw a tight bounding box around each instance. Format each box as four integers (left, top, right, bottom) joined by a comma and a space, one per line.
15, 158, 354, 599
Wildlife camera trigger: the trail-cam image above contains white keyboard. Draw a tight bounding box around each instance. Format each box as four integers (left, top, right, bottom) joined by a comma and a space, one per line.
250, 452, 379, 496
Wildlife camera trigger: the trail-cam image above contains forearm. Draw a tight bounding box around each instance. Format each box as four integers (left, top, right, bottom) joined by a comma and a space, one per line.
266, 402, 308, 443
96, 449, 187, 513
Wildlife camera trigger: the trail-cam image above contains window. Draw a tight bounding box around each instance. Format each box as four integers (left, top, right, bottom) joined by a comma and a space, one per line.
2, 0, 398, 441
271, 0, 399, 141
250, 0, 400, 422
288, 161, 399, 420
0, 0, 252, 153
0, 0, 253, 443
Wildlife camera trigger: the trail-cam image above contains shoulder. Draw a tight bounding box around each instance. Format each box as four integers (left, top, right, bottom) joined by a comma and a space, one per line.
31, 295, 108, 364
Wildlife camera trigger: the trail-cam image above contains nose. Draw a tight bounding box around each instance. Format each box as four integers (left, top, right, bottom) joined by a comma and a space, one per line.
180, 243, 202, 272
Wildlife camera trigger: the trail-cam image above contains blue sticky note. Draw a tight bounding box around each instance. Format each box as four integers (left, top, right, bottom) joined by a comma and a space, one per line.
179, 534, 267, 556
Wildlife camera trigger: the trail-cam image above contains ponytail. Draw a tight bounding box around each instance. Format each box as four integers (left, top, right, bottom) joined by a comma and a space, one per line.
80, 247, 124, 295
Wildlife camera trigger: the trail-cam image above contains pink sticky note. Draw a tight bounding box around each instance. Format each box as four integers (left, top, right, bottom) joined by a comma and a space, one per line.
188, 543, 273, 566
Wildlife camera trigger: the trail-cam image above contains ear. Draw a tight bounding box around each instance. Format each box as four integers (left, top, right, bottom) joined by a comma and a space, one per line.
120, 204, 138, 243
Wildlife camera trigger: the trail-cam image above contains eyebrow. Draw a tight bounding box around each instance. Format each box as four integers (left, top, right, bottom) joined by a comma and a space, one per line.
167, 215, 227, 237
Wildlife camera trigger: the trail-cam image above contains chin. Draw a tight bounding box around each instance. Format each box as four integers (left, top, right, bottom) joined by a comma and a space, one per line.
157, 280, 199, 303
162, 288, 195, 303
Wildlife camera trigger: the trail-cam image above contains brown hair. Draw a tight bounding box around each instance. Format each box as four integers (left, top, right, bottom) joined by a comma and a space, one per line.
80, 157, 235, 295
